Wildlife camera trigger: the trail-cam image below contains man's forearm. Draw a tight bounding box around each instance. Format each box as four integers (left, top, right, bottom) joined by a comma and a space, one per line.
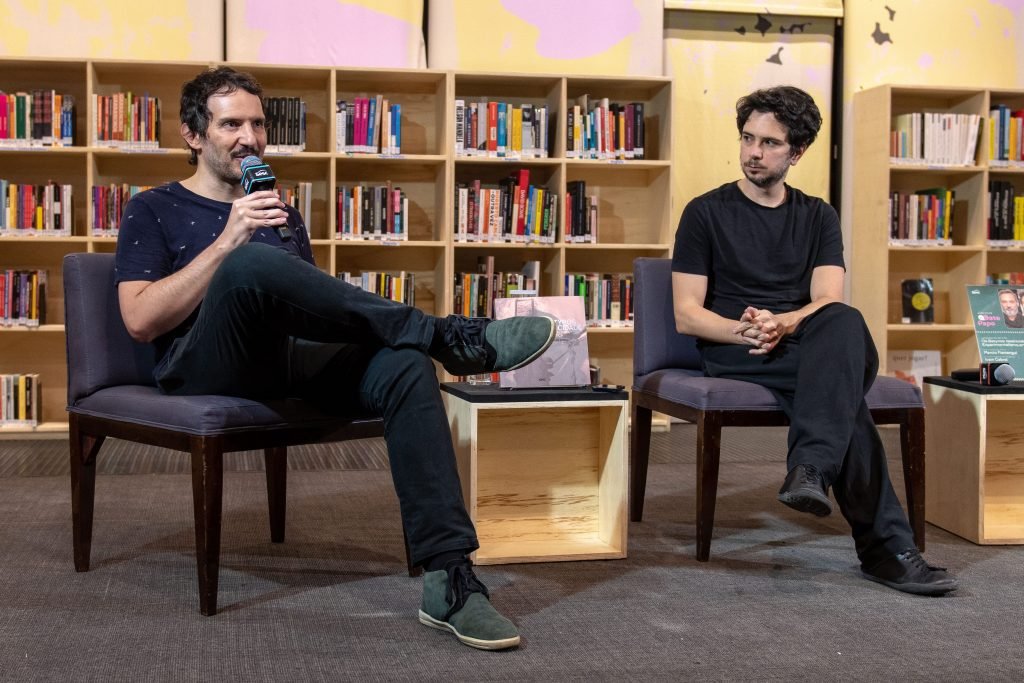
675, 302, 748, 345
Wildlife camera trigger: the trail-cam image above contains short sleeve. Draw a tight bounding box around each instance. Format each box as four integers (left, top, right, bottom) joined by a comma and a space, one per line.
114, 194, 173, 284
814, 202, 845, 270
671, 198, 712, 276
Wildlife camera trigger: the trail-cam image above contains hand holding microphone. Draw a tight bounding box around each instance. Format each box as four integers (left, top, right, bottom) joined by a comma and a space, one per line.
240, 155, 292, 242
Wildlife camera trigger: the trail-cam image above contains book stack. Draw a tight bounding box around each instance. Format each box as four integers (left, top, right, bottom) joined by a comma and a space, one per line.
1, 269, 47, 326
265, 96, 307, 153
92, 92, 160, 150
337, 271, 415, 306
91, 183, 152, 235
890, 112, 980, 165
336, 183, 408, 240
453, 99, 549, 159
335, 96, 401, 154
279, 182, 313, 231
453, 258, 540, 319
565, 180, 598, 243
888, 187, 955, 243
0, 180, 73, 235
987, 180, 1024, 242
988, 271, 1024, 285
454, 170, 557, 244
0, 373, 41, 427
0, 89, 74, 147
564, 272, 633, 327
988, 104, 1024, 166
565, 94, 645, 160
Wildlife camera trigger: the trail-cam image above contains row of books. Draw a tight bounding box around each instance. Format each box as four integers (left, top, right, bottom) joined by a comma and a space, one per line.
454, 100, 550, 159
92, 92, 160, 149
988, 104, 1024, 165
454, 171, 557, 244
890, 112, 980, 166
454, 258, 540, 318
565, 180, 598, 243
564, 273, 634, 326
566, 95, 645, 160
988, 272, 1024, 285
988, 180, 1024, 241
888, 188, 955, 243
92, 184, 151, 234
265, 96, 307, 152
335, 96, 401, 154
336, 184, 409, 240
337, 271, 415, 305
2, 269, 47, 326
0, 373, 41, 427
1, 180, 73, 235
0, 89, 74, 147
281, 181, 313, 232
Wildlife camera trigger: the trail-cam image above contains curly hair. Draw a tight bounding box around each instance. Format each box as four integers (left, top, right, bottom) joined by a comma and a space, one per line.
179, 66, 264, 165
736, 86, 822, 152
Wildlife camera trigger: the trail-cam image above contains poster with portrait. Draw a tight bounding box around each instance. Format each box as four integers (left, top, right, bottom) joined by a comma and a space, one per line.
965, 285, 1024, 383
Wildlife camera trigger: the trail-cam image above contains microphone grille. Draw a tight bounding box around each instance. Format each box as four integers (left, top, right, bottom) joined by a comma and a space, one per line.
994, 363, 1016, 385
240, 155, 262, 171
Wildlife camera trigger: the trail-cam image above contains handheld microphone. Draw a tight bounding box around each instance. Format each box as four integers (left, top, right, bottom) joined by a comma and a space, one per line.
980, 362, 1015, 386
239, 155, 292, 242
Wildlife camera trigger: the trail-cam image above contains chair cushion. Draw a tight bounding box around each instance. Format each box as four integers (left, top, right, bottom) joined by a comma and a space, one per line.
633, 370, 923, 412
69, 385, 375, 436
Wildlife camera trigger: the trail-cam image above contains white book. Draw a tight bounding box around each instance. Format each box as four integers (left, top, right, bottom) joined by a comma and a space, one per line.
887, 349, 942, 388
454, 99, 465, 154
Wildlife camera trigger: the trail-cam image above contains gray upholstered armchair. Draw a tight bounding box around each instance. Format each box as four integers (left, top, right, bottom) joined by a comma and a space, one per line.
62, 252, 405, 616
629, 258, 925, 560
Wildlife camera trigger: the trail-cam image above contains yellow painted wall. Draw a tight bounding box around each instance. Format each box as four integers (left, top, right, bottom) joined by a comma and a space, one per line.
0, 0, 221, 60
665, 9, 834, 222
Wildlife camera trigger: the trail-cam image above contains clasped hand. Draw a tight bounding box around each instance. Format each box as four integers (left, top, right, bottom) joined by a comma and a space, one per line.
733, 306, 783, 355
217, 190, 288, 249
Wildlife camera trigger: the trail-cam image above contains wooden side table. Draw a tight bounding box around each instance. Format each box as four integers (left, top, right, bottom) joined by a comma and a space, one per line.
440, 383, 629, 565
923, 377, 1024, 544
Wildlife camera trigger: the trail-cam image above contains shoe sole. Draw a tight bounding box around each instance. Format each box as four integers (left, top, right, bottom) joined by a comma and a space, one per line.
502, 316, 557, 372
861, 572, 959, 596
777, 491, 833, 517
418, 610, 521, 650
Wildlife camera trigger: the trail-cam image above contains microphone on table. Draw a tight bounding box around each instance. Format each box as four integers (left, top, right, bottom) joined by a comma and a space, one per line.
239, 155, 292, 242
980, 362, 1015, 386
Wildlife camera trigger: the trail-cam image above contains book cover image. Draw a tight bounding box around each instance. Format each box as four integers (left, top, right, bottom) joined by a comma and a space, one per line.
901, 278, 934, 323
965, 284, 1024, 383
887, 349, 942, 387
493, 296, 590, 388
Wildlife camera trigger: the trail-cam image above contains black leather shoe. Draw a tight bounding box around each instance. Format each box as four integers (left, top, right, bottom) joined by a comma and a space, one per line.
777, 464, 833, 517
861, 549, 959, 596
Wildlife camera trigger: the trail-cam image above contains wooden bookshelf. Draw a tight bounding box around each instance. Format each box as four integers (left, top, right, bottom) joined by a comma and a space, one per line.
0, 58, 672, 436
852, 84, 1024, 376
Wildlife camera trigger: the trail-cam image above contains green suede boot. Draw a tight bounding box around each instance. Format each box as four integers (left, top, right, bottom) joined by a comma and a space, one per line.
432, 315, 556, 376
418, 559, 520, 650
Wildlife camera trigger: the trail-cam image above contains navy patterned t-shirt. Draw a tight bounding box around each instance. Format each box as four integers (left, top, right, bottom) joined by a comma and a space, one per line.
114, 181, 315, 362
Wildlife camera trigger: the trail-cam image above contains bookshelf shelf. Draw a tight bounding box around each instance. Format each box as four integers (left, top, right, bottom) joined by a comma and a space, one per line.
0, 58, 671, 435
853, 84, 1024, 377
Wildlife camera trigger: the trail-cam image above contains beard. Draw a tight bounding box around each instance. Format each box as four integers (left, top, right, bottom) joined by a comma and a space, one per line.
742, 162, 789, 188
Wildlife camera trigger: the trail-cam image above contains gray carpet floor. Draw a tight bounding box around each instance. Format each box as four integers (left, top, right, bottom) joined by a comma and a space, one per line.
0, 425, 1021, 681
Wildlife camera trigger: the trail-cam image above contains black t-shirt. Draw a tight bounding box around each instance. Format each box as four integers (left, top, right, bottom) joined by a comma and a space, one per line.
671, 181, 844, 322
114, 181, 315, 362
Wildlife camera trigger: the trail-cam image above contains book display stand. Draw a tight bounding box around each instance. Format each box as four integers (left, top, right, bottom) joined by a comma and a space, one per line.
0, 58, 672, 436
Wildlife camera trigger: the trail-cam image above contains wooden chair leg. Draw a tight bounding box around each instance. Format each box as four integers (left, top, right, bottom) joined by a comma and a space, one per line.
695, 410, 723, 562
191, 436, 225, 616
900, 408, 926, 551
630, 402, 653, 522
265, 447, 287, 544
69, 415, 105, 572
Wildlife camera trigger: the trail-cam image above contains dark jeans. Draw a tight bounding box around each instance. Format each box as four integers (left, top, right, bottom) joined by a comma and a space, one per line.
154, 243, 478, 566
700, 302, 915, 566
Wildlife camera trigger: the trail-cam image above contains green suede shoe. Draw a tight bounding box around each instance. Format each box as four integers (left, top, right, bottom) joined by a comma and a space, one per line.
418, 559, 520, 650
432, 315, 556, 377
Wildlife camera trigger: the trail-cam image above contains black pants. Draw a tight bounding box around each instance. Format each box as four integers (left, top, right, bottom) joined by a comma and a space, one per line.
154, 243, 478, 566
700, 303, 915, 566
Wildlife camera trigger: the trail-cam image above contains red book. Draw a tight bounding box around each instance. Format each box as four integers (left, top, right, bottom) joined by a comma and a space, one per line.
515, 168, 530, 236
487, 101, 498, 154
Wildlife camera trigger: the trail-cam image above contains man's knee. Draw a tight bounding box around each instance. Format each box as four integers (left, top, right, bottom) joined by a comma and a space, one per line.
806, 302, 867, 334
213, 242, 286, 288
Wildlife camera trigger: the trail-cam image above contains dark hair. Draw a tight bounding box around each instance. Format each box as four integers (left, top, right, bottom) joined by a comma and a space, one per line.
736, 86, 822, 153
998, 288, 1019, 299
180, 66, 264, 165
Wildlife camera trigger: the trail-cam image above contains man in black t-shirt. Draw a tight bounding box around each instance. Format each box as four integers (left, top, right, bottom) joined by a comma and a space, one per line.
672, 86, 957, 596
114, 67, 558, 649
